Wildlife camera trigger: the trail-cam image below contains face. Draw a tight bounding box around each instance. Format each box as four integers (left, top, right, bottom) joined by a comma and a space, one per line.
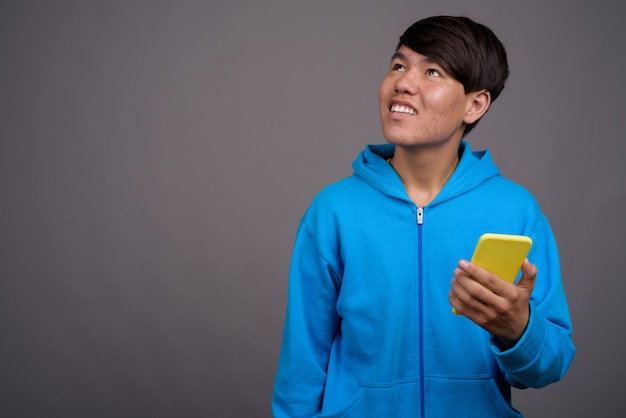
378, 45, 482, 148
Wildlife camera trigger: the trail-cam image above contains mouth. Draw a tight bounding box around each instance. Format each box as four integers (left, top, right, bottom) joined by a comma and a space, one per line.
390, 103, 417, 115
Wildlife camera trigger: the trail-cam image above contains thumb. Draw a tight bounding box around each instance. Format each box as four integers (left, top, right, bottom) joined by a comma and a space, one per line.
517, 258, 537, 292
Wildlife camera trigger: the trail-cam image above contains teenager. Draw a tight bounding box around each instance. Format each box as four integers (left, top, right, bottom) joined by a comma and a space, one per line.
272, 15, 575, 417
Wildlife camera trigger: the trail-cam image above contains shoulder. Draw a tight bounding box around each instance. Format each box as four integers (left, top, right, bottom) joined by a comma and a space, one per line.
484, 176, 547, 232
481, 175, 540, 206
307, 175, 368, 211
300, 173, 379, 234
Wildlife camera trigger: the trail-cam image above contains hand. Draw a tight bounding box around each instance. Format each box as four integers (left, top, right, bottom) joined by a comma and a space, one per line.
449, 258, 537, 342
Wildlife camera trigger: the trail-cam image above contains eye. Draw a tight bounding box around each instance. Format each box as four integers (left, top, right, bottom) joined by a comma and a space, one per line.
426, 68, 441, 77
392, 63, 406, 72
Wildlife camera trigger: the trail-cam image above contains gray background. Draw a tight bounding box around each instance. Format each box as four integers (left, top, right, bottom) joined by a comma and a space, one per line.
1, 1, 624, 417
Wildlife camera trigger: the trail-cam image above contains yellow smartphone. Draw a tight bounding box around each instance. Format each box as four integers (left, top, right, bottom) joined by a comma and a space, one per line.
453, 233, 532, 315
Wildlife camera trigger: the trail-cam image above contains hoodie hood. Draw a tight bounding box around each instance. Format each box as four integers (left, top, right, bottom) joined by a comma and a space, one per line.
352, 141, 501, 206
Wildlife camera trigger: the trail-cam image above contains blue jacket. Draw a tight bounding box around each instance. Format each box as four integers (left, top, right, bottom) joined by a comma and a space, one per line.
272, 142, 575, 417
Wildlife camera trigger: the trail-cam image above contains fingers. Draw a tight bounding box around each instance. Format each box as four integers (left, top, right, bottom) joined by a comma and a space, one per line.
451, 259, 520, 314
456, 259, 504, 293
450, 264, 495, 314
450, 259, 535, 340
517, 258, 537, 292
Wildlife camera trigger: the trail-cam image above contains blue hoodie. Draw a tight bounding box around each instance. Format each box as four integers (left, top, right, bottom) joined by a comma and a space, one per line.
272, 142, 575, 417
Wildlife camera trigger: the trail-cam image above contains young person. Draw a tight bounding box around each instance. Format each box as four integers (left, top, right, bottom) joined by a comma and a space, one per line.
272, 16, 575, 417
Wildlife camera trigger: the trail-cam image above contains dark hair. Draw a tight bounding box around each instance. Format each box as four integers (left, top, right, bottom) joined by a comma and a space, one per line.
397, 16, 509, 136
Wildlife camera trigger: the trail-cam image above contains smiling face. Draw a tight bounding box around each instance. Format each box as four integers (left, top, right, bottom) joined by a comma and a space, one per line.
378, 45, 489, 148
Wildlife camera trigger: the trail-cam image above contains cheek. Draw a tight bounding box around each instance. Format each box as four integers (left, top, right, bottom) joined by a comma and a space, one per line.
431, 91, 466, 117
378, 78, 393, 101
428, 89, 451, 106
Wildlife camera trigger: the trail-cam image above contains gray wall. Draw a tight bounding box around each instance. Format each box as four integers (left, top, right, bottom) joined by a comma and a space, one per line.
1, 1, 624, 417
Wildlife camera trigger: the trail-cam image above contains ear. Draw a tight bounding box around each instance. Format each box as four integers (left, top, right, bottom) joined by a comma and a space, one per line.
463, 90, 491, 125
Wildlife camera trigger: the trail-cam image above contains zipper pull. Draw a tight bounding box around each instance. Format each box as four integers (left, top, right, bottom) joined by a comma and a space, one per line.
417, 207, 424, 225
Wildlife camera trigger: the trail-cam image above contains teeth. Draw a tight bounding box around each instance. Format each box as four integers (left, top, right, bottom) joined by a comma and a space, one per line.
391, 104, 416, 115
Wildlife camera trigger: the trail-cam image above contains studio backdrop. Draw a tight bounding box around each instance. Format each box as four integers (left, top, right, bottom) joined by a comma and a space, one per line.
1, 1, 624, 417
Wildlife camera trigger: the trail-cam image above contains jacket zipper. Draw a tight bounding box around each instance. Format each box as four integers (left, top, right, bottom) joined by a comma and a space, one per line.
416, 206, 425, 416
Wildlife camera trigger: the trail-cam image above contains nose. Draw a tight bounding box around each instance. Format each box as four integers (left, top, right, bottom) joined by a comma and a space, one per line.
395, 71, 418, 95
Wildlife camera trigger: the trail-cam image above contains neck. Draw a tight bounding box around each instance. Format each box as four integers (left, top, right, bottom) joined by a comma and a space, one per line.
389, 141, 461, 207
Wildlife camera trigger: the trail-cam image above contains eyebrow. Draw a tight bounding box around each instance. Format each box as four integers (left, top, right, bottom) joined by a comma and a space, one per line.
390, 51, 436, 65
390, 51, 407, 62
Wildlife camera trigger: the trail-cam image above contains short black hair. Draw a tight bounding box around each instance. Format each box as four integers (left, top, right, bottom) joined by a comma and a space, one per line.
397, 16, 509, 136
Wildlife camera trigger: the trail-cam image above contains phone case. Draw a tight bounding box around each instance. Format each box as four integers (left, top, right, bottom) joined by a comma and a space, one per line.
470, 233, 532, 283
453, 233, 532, 315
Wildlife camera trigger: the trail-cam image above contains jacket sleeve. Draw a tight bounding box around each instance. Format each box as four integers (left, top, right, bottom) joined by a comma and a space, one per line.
272, 222, 341, 417
490, 215, 576, 388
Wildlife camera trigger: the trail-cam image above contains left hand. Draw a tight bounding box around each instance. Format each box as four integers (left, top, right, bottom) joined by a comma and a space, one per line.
449, 258, 537, 342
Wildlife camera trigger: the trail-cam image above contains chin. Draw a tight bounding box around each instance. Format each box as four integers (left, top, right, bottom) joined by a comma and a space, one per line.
382, 132, 421, 147
385, 136, 456, 150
